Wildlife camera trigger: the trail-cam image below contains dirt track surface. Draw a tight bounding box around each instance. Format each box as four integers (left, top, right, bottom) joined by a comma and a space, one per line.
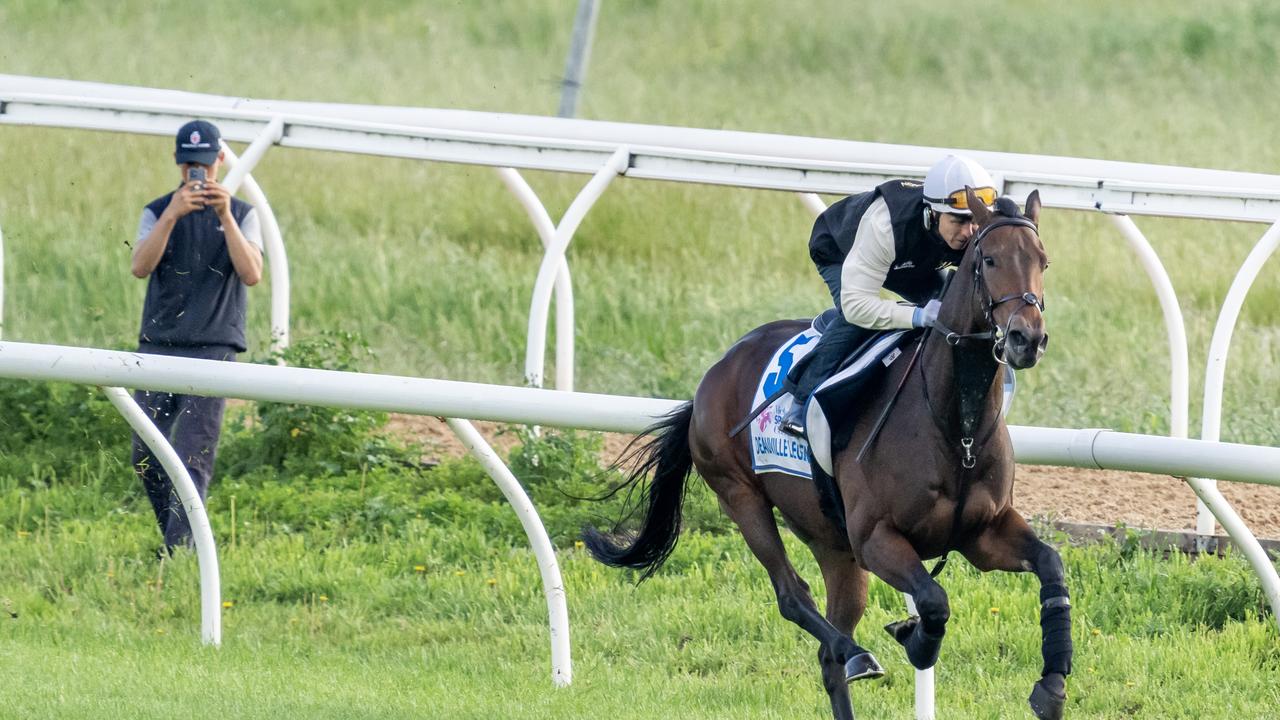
389, 414, 1280, 542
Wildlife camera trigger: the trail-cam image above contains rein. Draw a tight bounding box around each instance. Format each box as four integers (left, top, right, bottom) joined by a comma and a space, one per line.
931, 215, 1044, 365
859, 211, 1044, 577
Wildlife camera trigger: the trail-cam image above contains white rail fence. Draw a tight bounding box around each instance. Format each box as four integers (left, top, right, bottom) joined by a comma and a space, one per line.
2, 77, 1279, 716
3, 75, 1280, 538
1, 343, 1278, 664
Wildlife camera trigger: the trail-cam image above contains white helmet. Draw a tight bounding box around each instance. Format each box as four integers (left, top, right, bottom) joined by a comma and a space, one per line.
923, 154, 997, 215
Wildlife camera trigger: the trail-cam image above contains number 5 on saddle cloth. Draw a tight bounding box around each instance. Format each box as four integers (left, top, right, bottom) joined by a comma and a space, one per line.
744, 307, 1015, 482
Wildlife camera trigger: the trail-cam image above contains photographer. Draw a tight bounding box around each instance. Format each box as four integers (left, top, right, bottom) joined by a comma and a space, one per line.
129, 119, 263, 554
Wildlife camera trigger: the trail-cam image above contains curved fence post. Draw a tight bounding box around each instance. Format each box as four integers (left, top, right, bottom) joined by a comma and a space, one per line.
220, 117, 283, 195
497, 168, 576, 391
903, 593, 935, 720
1194, 217, 1280, 622
1106, 214, 1190, 442
445, 418, 572, 686
219, 134, 291, 354
102, 386, 221, 646
797, 191, 827, 217
524, 147, 629, 388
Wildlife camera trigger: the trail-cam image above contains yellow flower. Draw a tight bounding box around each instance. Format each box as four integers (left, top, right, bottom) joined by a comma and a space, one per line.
106, 571, 115, 579
319, 595, 329, 602
413, 565, 427, 573
573, 540, 585, 550
290, 427, 301, 437
454, 570, 466, 577
156, 628, 166, 634
486, 578, 497, 586
222, 601, 234, 609
989, 607, 1000, 615
16, 531, 30, 539
1091, 628, 1102, 636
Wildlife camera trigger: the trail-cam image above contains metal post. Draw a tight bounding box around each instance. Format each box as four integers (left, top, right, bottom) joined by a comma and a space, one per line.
524, 147, 629, 388
103, 386, 221, 645
558, 0, 601, 118
1106, 214, 1190, 442
1198, 215, 1280, 541
1106, 214, 1203, 535
445, 418, 572, 686
219, 140, 292, 354
797, 192, 828, 217
903, 594, 935, 720
497, 168, 576, 391
220, 117, 284, 195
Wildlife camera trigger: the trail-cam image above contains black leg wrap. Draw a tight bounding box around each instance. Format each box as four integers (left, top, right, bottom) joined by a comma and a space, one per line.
1039, 584, 1072, 677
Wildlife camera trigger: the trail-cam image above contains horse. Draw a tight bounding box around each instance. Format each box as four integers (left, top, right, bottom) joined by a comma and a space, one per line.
583, 188, 1070, 720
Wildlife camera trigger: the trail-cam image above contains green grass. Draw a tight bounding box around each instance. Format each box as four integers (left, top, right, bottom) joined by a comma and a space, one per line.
1, 0, 1280, 440
1, 458, 1277, 719
2, 2, 1280, 718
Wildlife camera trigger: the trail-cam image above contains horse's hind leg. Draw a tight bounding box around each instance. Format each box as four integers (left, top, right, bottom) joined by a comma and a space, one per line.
858, 523, 951, 671
715, 482, 859, 720
961, 510, 1071, 720
814, 548, 884, 683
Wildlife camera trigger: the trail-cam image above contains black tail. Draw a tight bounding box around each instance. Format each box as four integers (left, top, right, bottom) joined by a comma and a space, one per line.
582, 402, 695, 581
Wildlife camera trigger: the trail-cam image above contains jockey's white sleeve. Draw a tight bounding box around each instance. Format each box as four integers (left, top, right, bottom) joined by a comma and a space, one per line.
839, 197, 917, 329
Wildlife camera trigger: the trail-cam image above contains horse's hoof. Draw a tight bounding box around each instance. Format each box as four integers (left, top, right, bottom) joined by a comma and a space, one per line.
883, 617, 918, 646
1028, 680, 1067, 720
845, 651, 885, 682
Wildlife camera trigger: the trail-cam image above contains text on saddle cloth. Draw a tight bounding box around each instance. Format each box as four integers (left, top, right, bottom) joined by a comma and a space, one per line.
749, 317, 911, 479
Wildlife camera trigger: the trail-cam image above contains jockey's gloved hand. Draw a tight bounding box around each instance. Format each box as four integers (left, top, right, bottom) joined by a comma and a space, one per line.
912, 299, 942, 328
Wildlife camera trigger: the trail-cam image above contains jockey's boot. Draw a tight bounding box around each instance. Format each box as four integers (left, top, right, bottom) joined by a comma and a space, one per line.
780, 401, 807, 438
779, 316, 873, 438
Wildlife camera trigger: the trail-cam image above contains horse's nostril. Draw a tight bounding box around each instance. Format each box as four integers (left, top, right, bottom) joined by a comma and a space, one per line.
1008, 329, 1029, 349
1040, 333, 1050, 350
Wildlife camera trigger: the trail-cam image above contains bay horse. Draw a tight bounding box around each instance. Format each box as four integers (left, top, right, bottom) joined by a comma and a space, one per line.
584, 189, 1071, 719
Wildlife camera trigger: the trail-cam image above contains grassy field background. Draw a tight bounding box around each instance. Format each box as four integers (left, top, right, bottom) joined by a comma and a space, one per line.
2, 0, 1279, 438
2, 1, 1279, 718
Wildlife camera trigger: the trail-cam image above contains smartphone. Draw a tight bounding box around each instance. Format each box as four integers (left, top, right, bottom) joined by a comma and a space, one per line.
187, 167, 207, 188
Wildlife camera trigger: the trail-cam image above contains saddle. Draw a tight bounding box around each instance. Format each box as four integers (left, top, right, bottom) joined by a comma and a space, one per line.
743, 311, 918, 479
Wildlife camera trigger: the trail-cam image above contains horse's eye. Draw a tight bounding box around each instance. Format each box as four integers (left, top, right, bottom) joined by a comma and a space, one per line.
983, 256, 996, 267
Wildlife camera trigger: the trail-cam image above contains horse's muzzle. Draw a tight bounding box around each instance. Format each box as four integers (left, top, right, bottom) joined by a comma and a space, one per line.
1005, 327, 1048, 369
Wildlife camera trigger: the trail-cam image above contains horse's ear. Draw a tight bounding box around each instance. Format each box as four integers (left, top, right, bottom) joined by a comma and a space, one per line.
966, 186, 994, 226
1024, 190, 1042, 226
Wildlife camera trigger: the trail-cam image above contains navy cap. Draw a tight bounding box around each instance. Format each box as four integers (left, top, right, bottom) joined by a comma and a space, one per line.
174, 120, 222, 165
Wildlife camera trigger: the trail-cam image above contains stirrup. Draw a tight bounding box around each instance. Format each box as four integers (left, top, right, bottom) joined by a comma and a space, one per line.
780, 406, 806, 437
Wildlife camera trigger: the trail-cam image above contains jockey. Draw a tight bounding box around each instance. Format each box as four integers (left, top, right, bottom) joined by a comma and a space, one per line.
780, 154, 998, 437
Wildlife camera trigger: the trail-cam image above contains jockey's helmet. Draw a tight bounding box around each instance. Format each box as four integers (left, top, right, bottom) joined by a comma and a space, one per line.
923, 154, 997, 215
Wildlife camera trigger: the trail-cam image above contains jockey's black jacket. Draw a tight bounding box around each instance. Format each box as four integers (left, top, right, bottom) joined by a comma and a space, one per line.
807, 179, 962, 306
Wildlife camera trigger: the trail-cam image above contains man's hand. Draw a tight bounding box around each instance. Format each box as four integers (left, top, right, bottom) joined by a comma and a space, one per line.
201, 180, 233, 218
912, 299, 942, 328
163, 181, 207, 219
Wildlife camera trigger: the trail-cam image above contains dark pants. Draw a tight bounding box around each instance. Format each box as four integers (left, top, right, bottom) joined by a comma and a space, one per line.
788, 263, 874, 404
131, 343, 235, 550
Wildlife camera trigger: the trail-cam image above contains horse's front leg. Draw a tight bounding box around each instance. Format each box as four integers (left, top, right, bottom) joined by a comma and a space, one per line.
961, 509, 1072, 720
859, 523, 951, 671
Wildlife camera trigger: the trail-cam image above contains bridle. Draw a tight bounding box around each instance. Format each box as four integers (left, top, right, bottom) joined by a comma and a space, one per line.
932, 215, 1045, 365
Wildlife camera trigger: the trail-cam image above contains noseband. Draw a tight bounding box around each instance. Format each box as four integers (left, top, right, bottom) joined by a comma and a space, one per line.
936, 215, 1044, 364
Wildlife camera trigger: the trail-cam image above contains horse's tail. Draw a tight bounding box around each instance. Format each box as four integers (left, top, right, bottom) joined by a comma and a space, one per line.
582, 402, 695, 581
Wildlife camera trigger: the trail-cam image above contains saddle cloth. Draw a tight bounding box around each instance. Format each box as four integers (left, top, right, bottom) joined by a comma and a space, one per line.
749, 310, 910, 479
748, 311, 1017, 479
